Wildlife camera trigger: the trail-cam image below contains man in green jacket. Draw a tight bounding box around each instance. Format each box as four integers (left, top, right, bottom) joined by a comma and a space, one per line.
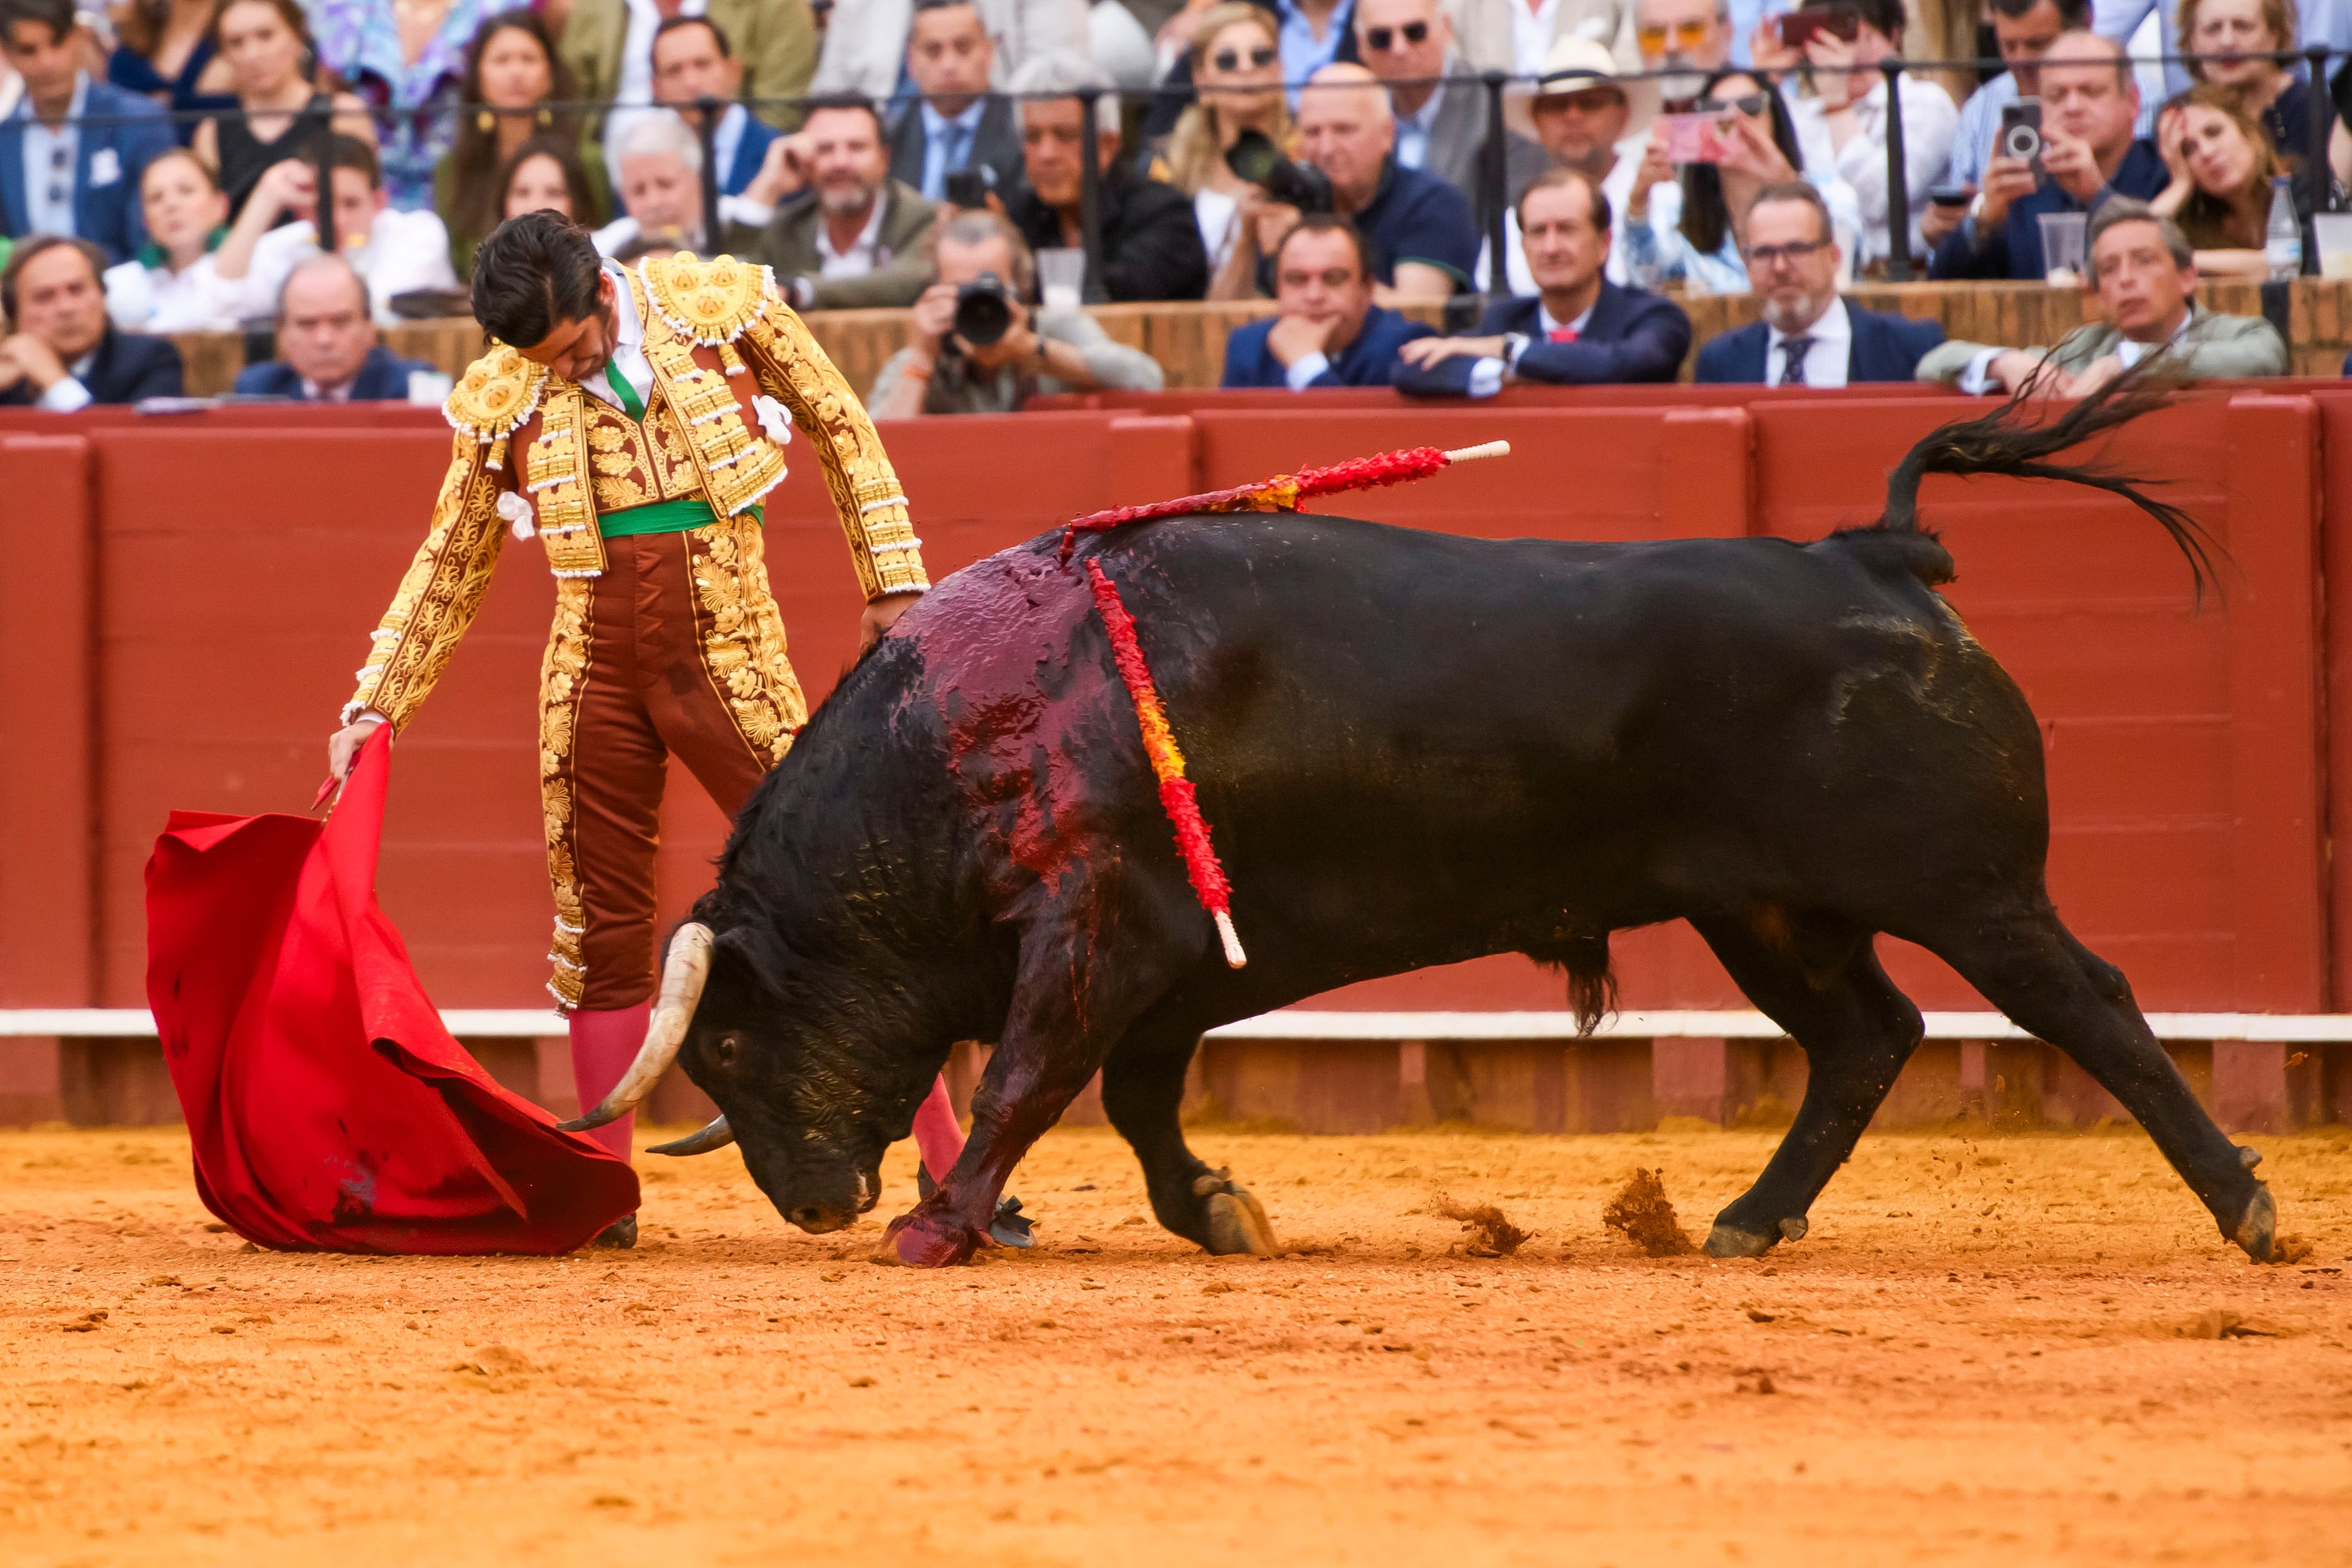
729, 95, 941, 309
566, 0, 819, 176
1917, 197, 2287, 395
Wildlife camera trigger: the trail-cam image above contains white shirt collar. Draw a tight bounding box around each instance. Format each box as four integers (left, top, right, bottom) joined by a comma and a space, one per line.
580, 259, 653, 411
1536, 295, 1597, 337
922, 98, 987, 136
2116, 305, 2194, 367
815, 194, 887, 267
1767, 293, 1849, 351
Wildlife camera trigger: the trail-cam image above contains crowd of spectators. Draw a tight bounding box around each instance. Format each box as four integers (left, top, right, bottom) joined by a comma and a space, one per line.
0, 0, 2328, 407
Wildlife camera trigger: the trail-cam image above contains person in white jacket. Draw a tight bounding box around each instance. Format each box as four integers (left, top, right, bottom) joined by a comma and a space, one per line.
1777, 0, 1956, 271
809, 0, 1091, 100
104, 148, 254, 333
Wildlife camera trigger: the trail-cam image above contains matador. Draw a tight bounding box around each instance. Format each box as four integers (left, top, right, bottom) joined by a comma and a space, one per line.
325, 212, 1012, 1249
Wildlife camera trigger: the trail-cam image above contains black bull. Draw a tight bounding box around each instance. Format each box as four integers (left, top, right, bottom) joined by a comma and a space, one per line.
579, 389, 2281, 1268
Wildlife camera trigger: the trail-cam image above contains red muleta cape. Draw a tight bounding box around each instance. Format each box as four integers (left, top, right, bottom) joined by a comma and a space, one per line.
144, 729, 638, 1254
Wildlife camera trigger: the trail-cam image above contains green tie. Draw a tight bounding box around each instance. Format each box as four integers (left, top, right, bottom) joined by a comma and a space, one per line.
602, 358, 646, 422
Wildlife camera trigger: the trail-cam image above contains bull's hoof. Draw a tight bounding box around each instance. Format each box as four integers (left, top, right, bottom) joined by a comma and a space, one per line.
989, 1196, 1034, 1249
878, 1210, 981, 1267
1703, 1223, 1775, 1259
2232, 1185, 2277, 1264
590, 1213, 637, 1250
1195, 1170, 1279, 1257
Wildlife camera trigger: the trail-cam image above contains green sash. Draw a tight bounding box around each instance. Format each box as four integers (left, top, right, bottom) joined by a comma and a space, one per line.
593, 362, 762, 538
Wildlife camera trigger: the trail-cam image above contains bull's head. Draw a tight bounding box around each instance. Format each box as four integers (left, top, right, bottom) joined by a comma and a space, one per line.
559, 922, 934, 1232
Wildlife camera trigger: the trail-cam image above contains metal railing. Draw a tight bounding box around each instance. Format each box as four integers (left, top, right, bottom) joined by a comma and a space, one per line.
19, 44, 2338, 292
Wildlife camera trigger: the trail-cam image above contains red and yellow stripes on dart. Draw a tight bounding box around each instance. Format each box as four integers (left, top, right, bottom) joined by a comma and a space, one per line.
1083, 558, 1247, 969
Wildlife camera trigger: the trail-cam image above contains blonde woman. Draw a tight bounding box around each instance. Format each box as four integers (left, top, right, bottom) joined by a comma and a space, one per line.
2154, 83, 2302, 279
2179, 0, 2308, 159
1149, 3, 1291, 299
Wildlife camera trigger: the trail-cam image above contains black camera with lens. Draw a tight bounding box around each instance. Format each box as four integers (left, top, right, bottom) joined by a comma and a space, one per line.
1224, 128, 1334, 214
943, 164, 996, 210
951, 270, 1018, 347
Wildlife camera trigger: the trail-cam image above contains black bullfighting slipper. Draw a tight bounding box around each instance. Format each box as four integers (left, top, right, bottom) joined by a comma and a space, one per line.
590, 1213, 637, 1249
989, 1195, 1034, 1249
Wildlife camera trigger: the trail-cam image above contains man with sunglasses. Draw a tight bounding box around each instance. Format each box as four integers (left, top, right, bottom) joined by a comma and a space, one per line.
1695, 180, 1942, 383
1354, 0, 1545, 222
1637, 0, 1733, 106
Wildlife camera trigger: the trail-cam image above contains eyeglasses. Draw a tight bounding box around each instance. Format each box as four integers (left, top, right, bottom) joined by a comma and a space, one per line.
1363, 20, 1429, 50
1697, 91, 1767, 115
1637, 18, 1714, 49
1747, 238, 1828, 266
1211, 44, 1279, 70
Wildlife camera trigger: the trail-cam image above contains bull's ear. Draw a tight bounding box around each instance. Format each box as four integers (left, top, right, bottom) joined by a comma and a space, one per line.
712, 924, 791, 1002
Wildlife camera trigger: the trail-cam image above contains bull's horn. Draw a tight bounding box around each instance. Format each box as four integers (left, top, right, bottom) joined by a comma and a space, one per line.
647, 1115, 735, 1156
556, 922, 714, 1131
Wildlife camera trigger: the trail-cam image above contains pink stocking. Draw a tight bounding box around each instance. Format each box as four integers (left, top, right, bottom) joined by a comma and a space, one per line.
910, 1076, 964, 1177
567, 1003, 652, 1163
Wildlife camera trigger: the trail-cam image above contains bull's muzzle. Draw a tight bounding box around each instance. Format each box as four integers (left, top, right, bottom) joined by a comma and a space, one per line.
557, 922, 713, 1133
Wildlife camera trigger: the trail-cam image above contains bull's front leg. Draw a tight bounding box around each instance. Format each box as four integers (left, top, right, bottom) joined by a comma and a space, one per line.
882, 913, 1163, 1267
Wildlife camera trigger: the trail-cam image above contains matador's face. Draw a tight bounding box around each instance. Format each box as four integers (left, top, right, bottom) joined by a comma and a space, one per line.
514, 270, 620, 385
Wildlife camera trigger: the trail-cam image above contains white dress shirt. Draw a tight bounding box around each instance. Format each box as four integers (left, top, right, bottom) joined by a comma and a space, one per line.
105, 253, 251, 333
1464, 296, 1594, 397
1509, 0, 1563, 74
814, 195, 888, 278
246, 206, 461, 326
1787, 73, 1957, 267
581, 259, 656, 413
710, 101, 749, 190
21, 73, 86, 240
36, 348, 99, 411
1766, 294, 1851, 388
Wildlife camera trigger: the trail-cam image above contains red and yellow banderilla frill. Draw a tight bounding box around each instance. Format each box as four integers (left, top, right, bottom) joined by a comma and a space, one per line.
1069, 440, 1511, 968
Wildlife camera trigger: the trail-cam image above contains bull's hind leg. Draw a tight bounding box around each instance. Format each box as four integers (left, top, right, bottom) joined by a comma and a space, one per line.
1101, 1008, 1277, 1256
1692, 913, 1925, 1258
1923, 908, 2274, 1260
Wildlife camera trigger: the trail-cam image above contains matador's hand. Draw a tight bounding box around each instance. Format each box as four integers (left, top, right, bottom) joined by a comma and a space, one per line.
860, 591, 924, 651
328, 719, 382, 784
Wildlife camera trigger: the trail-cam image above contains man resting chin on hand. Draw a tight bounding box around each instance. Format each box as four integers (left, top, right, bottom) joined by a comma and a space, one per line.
1218, 214, 1433, 390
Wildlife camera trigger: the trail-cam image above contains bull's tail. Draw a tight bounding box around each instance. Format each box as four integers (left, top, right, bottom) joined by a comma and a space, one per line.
1880, 373, 2220, 601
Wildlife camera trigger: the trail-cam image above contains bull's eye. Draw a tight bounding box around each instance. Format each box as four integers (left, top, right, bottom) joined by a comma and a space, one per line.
713, 1033, 740, 1067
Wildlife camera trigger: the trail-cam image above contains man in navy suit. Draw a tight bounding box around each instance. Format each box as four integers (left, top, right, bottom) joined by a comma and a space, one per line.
1222, 214, 1435, 389
232, 255, 434, 402
652, 16, 781, 198
0, 236, 182, 406
1396, 168, 1690, 396
1697, 181, 1946, 384
0, 0, 175, 262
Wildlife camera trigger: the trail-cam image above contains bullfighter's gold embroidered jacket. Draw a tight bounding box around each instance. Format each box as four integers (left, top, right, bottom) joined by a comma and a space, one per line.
343, 252, 928, 732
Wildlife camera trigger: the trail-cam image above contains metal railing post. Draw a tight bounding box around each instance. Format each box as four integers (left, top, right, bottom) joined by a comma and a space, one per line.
2308, 43, 2333, 214
695, 95, 723, 251
309, 101, 336, 255
1077, 90, 1107, 304
1482, 70, 1509, 294
1881, 58, 1910, 281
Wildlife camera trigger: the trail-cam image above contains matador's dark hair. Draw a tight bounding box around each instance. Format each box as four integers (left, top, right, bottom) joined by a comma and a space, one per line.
470, 210, 604, 349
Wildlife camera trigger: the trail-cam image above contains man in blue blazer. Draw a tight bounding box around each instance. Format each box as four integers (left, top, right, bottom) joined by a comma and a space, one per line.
651, 16, 781, 198
1221, 214, 1435, 389
1695, 181, 1947, 385
231, 254, 434, 402
0, 0, 175, 262
1396, 167, 1691, 396
0, 235, 182, 406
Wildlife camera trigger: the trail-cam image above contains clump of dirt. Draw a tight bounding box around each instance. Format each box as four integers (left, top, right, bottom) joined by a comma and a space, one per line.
2174, 1309, 2285, 1340
1601, 1168, 1698, 1257
2268, 1233, 2315, 1265
1434, 1197, 1534, 1257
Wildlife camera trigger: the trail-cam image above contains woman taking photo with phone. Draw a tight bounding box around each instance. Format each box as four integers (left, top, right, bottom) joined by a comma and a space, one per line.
1147, 3, 1296, 299
1622, 68, 1863, 291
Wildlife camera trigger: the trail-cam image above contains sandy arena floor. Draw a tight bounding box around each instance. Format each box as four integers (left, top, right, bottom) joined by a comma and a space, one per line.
3, 1122, 2349, 1567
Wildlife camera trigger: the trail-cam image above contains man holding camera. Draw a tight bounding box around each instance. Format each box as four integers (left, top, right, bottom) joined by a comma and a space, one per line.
1243, 63, 1476, 306
1921, 0, 2088, 251
1928, 29, 2165, 281
867, 210, 1163, 416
